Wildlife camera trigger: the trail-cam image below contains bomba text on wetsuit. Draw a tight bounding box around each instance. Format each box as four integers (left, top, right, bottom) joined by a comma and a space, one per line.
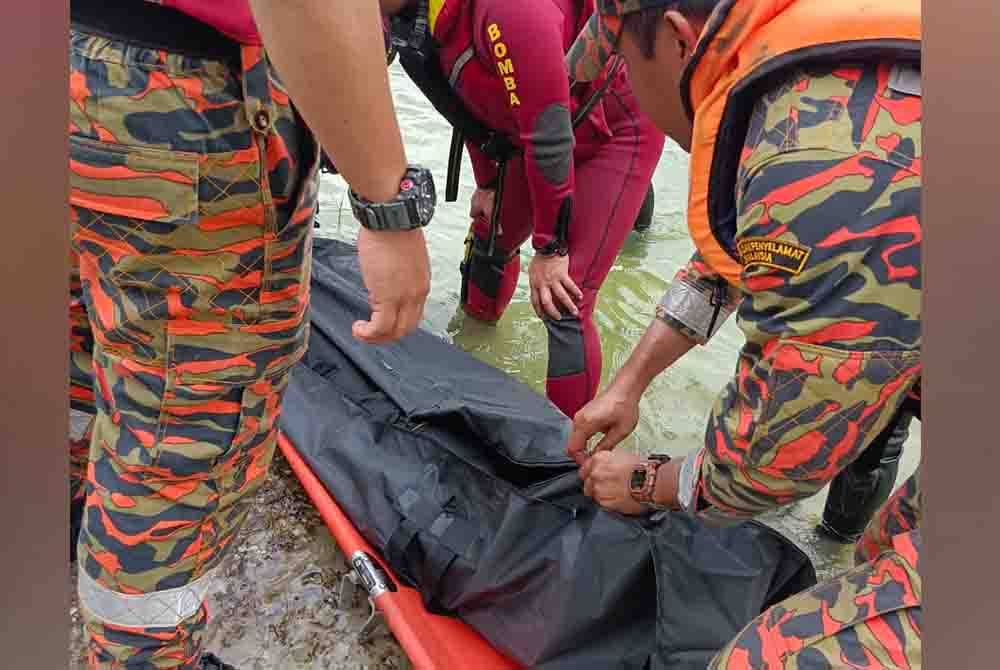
736, 237, 812, 275
487, 23, 520, 107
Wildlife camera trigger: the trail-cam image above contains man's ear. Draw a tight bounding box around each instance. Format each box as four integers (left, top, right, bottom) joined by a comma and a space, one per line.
663, 10, 700, 61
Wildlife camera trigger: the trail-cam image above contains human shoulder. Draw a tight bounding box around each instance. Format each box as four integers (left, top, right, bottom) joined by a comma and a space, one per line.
738, 60, 922, 187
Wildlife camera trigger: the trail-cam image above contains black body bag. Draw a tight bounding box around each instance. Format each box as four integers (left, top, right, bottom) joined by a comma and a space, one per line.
280, 238, 817, 669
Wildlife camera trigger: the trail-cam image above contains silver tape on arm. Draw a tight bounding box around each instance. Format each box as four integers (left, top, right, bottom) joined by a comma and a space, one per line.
656, 279, 735, 344
657, 280, 733, 344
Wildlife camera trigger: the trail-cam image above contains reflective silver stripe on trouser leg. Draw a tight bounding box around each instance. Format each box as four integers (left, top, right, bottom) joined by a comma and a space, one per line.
77, 568, 218, 629
657, 279, 735, 344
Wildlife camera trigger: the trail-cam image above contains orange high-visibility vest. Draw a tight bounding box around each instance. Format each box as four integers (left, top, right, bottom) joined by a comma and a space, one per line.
682, 0, 921, 285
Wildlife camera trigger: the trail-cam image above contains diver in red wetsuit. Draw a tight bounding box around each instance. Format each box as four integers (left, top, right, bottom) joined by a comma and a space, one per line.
383, 0, 665, 418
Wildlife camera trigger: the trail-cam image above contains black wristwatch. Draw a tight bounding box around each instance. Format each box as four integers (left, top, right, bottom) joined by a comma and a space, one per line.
348, 165, 436, 232
535, 239, 569, 257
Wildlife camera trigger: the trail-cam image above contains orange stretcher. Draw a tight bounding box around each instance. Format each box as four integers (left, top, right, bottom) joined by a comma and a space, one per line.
277, 433, 522, 670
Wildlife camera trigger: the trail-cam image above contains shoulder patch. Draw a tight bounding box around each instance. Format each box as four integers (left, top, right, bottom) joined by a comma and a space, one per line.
736, 237, 812, 275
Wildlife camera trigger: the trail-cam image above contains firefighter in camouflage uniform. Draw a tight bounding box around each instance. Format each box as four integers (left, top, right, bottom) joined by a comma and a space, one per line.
69, 0, 434, 668
565, 0, 923, 667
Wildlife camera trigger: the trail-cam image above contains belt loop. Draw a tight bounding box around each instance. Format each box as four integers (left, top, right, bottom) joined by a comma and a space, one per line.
240, 44, 274, 136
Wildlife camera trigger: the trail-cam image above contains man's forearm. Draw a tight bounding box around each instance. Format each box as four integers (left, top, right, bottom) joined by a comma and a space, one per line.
611, 318, 695, 399
250, 0, 406, 202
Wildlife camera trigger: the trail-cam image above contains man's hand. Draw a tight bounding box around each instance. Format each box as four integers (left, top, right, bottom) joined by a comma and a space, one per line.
566, 385, 640, 465
580, 451, 646, 516
469, 187, 496, 221
353, 227, 431, 343
566, 318, 699, 462
529, 253, 582, 321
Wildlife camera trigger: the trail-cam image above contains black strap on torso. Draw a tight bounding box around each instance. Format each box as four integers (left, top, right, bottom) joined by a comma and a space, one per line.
391, 2, 519, 202
71, 0, 240, 66
387, 0, 622, 252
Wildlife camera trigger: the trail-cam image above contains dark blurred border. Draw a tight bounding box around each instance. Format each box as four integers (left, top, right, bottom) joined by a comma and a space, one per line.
923, 1, 1000, 667
0, 3, 70, 668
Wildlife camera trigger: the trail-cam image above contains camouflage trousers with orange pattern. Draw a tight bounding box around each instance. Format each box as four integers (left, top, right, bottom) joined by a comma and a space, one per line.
69, 29, 319, 669
708, 474, 923, 670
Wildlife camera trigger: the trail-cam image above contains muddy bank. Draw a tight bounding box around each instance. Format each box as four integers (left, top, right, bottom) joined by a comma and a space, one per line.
69, 452, 412, 670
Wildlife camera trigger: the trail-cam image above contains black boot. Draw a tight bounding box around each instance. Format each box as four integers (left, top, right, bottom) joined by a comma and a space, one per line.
633, 184, 655, 233
70, 497, 85, 563
818, 411, 912, 543
200, 652, 237, 670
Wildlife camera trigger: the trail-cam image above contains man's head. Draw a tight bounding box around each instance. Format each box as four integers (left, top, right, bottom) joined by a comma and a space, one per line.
567, 1, 720, 151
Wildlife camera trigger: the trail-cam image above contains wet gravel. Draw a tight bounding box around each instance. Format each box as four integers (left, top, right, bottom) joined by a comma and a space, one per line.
69, 452, 412, 670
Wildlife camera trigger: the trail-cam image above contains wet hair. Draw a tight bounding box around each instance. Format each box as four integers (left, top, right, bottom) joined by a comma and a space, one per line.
621, 1, 721, 58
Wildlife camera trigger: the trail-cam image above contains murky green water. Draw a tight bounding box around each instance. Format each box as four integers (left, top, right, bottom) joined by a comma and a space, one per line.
69, 62, 921, 669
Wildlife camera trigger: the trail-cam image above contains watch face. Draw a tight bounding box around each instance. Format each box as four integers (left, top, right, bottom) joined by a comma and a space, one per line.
629, 468, 646, 492
415, 171, 436, 224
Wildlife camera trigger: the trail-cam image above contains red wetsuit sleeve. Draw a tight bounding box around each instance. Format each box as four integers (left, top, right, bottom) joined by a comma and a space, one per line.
472, 0, 576, 252
467, 142, 500, 190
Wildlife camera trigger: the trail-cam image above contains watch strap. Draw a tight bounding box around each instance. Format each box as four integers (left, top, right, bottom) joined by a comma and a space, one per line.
535, 239, 568, 257
349, 165, 434, 232
351, 197, 422, 232
676, 448, 705, 513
